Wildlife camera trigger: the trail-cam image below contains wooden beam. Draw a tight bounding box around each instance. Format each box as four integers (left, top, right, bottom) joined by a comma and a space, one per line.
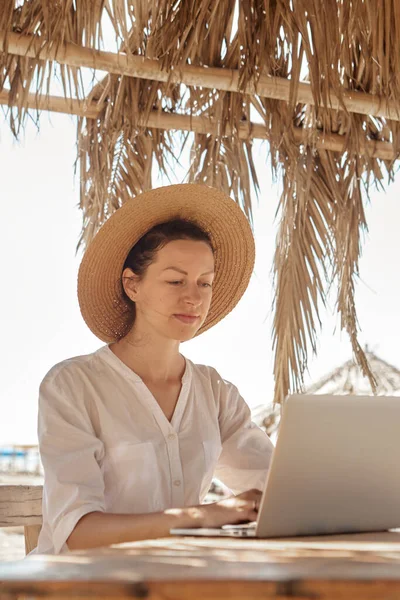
0, 89, 99, 118
0, 485, 43, 527
0, 89, 396, 161
1, 30, 400, 122
145, 111, 397, 161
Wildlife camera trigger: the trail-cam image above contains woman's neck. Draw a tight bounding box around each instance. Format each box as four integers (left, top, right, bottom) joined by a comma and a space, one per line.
109, 328, 185, 383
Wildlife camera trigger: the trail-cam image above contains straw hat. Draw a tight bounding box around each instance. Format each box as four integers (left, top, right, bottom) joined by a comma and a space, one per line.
78, 184, 255, 342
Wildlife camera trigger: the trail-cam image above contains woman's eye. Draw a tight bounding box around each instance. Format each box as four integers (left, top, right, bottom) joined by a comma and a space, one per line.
167, 280, 212, 287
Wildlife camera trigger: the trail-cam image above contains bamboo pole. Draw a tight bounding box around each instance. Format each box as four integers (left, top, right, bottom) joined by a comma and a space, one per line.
0, 89, 99, 118
0, 89, 396, 160
146, 112, 397, 161
1, 30, 400, 122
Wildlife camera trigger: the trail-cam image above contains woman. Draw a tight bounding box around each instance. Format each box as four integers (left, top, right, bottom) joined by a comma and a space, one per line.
36, 184, 274, 554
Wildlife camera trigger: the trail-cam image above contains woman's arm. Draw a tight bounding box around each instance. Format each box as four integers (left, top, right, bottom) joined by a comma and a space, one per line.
211, 370, 274, 494
67, 490, 261, 550
67, 508, 202, 549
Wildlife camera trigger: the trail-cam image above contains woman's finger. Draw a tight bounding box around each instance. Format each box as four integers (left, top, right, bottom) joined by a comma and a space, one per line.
235, 489, 263, 502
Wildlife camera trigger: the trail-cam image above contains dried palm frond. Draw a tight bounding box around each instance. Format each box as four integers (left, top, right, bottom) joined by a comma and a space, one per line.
272, 145, 334, 402
77, 74, 179, 247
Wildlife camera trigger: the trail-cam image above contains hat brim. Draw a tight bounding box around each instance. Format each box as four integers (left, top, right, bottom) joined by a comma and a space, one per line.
78, 184, 255, 342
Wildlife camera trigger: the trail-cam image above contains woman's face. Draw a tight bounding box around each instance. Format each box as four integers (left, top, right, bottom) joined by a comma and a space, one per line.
123, 239, 215, 341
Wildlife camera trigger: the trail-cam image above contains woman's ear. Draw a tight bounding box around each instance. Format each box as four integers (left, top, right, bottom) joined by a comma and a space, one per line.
122, 268, 140, 302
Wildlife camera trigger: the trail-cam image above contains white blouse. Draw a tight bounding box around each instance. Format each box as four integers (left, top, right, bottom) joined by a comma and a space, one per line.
35, 345, 274, 554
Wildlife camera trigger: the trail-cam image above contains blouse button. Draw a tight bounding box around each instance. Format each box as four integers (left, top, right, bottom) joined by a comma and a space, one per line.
173, 479, 181, 487
168, 433, 176, 441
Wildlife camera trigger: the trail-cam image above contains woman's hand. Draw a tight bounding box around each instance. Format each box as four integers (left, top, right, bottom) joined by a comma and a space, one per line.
199, 489, 262, 528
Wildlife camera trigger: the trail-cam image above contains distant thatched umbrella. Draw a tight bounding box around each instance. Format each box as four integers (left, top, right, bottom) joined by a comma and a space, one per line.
253, 348, 400, 436
306, 348, 400, 397
1, 1, 399, 404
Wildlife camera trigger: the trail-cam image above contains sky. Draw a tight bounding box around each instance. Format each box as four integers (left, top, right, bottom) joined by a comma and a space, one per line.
0, 111, 399, 444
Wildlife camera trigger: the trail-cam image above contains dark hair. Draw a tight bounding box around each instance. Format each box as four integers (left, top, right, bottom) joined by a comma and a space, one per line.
122, 219, 214, 309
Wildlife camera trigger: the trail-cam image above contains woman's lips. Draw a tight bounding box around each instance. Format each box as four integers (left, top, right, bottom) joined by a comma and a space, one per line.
174, 314, 199, 324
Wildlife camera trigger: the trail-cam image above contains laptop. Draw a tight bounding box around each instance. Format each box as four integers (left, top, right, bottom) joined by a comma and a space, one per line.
171, 394, 400, 538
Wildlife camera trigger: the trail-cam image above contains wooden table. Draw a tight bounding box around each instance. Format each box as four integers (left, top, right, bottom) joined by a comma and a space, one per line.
2, 531, 400, 599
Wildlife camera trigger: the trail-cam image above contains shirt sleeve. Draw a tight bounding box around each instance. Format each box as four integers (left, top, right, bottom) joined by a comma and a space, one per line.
212, 372, 274, 494
38, 367, 106, 554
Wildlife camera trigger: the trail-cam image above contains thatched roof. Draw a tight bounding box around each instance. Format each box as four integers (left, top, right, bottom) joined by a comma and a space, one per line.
306, 348, 400, 396
1, 1, 399, 404
253, 348, 400, 436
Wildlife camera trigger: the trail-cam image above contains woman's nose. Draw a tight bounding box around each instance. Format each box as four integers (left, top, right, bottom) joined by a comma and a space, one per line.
183, 284, 202, 306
